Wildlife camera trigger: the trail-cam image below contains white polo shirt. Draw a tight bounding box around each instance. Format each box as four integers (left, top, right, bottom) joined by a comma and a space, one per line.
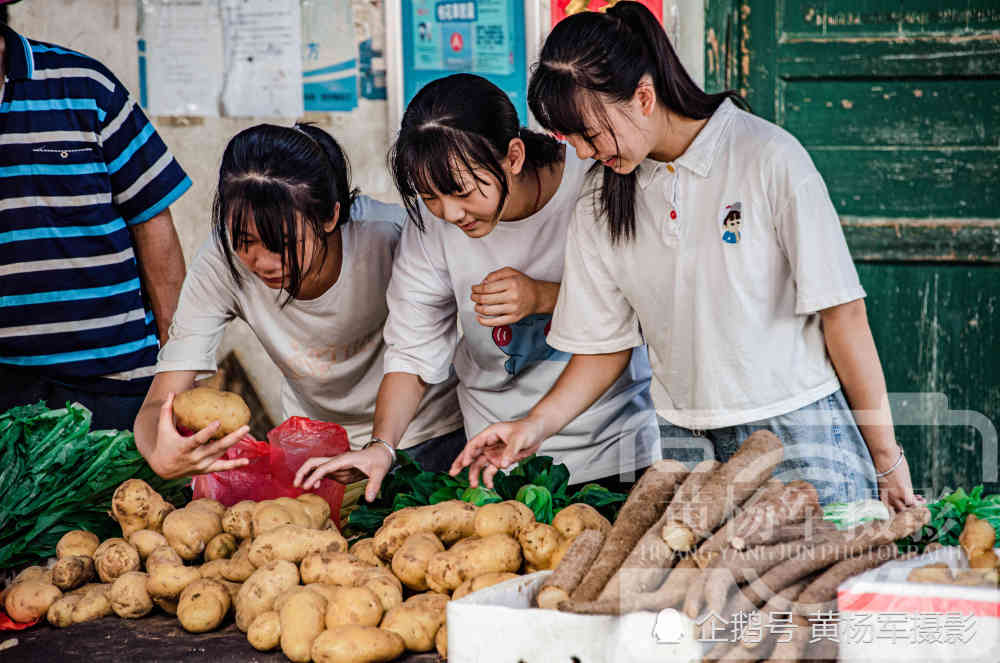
548, 99, 866, 430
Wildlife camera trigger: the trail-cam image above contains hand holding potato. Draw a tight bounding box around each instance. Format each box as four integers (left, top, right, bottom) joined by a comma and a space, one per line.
295, 446, 393, 503
147, 392, 251, 479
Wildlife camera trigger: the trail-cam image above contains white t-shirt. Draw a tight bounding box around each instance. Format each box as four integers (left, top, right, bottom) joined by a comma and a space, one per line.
156, 196, 462, 449
549, 99, 865, 431
383, 151, 661, 483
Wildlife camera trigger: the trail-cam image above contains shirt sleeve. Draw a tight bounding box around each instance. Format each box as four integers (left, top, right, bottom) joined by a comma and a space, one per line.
94, 63, 191, 226
547, 193, 643, 354
383, 217, 459, 384
770, 142, 866, 315
155, 239, 236, 374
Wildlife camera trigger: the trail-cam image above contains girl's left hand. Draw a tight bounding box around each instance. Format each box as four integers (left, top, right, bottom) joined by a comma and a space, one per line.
471, 267, 552, 326
877, 453, 924, 512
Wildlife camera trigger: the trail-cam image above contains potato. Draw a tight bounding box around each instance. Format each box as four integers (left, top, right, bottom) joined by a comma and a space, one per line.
56, 530, 100, 559
222, 539, 257, 582
178, 578, 232, 633
358, 570, 403, 613
300, 550, 372, 586
908, 563, 954, 584
235, 559, 300, 631
205, 533, 239, 561
391, 532, 445, 591
94, 538, 141, 583
52, 555, 96, 591
404, 591, 449, 617
252, 501, 297, 537
273, 497, 312, 528
474, 500, 535, 538
146, 544, 184, 572
279, 588, 327, 663
311, 625, 405, 663
10, 565, 52, 586
250, 524, 348, 567
173, 386, 250, 439
436, 622, 448, 658
128, 529, 169, 560
110, 571, 153, 618
146, 563, 201, 600
380, 602, 444, 652
452, 572, 519, 600
248, 610, 282, 651
162, 505, 223, 561
517, 522, 565, 570
47, 593, 82, 627
552, 503, 612, 540
154, 597, 178, 615
199, 559, 229, 580
221, 500, 256, 539
426, 533, 522, 593
373, 500, 478, 560
111, 479, 175, 536
324, 585, 383, 628
349, 538, 385, 568
4, 580, 62, 622
71, 583, 112, 623
188, 498, 226, 518
297, 493, 332, 529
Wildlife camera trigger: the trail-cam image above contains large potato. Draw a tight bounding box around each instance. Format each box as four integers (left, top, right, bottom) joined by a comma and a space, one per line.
474, 501, 535, 538
71, 583, 112, 623
222, 539, 257, 582
426, 533, 522, 593
452, 572, 519, 600
323, 585, 383, 628
373, 500, 477, 560
348, 538, 385, 568
146, 563, 201, 600
249, 524, 347, 567
552, 503, 612, 540
56, 530, 100, 559
296, 493, 331, 529
358, 570, 403, 613
205, 533, 239, 561
52, 555, 95, 591
110, 571, 153, 618
380, 602, 445, 652
248, 611, 281, 651
178, 578, 232, 633
311, 625, 405, 663
173, 387, 250, 439
279, 588, 327, 663
111, 479, 174, 536
221, 501, 256, 539
391, 532, 445, 592
94, 538, 141, 583
300, 550, 372, 586
235, 560, 300, 632
4, 580, 62, 622
517, 522, 565, 570
128, 529, 169, 560
252, 501, 297, 537
163, 505, 223, 561
47, 593, 82, 627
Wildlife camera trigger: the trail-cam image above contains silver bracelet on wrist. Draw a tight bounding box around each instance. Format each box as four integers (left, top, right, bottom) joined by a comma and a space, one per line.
364, 437, 396, 465
874, 446, 905, 478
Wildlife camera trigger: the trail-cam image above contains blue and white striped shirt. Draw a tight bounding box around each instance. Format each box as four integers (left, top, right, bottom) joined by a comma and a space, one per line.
0, 25, 191, 393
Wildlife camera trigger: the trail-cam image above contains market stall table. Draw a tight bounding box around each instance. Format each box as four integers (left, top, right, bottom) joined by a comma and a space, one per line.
1, 615, 440, 663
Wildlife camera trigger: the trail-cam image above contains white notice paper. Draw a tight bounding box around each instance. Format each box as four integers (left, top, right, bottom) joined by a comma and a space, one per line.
140, 0, 224, 116
220, 0, 304, 117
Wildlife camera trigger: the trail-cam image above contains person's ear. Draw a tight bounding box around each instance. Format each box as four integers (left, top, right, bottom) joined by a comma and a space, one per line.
505, 137, 527, 176
635, 76, 657, 117
323, 202, 341, 234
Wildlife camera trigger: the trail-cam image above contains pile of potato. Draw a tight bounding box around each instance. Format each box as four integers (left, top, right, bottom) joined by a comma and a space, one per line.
1, 478, 611, 663
908, 514, 1000, 587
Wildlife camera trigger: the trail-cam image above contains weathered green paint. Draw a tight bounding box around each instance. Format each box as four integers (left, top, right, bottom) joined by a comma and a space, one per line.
705, 0, 1000, 494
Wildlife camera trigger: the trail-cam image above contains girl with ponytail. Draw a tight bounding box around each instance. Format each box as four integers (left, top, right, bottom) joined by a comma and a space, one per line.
296, 74, 661, 499
455, 3, 920, 511
135, 123, 462, 480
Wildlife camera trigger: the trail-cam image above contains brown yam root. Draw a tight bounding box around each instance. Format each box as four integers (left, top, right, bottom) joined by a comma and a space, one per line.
731, 518, 837, 552
569, 459, 688, 602
536, 530, 604, 610
558, 555, 698, 616
662, 431, 784, 553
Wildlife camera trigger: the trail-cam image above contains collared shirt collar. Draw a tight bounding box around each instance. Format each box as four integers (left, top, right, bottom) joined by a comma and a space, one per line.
1, 24, 34, 81
637, 97, 738, 189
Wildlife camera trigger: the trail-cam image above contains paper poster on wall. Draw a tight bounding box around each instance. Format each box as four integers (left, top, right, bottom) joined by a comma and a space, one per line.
138, 0, 224, 116
359, 0, 388, 100
301, 0, 358, 111
401, 0, 526, 121
220, 0, 304, 117
550, 0, 662, 27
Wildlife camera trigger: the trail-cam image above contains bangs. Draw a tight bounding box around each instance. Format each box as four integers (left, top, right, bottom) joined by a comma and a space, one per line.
390, 124, 506, 231
529, 68, 617, 153
223, 176, 296, 255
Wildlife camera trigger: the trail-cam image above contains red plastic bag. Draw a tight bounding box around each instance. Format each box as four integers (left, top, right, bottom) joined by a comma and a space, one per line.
0, 608, 39, 630
191, 417, 350, 528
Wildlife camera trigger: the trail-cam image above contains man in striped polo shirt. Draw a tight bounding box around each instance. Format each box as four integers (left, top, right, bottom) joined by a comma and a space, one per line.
0, 18, 190, 429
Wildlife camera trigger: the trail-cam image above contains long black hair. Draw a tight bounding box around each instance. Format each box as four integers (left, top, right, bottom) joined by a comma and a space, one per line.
528, 1, 746, 244
390, 73, 563, 231
212, 122, 358, 302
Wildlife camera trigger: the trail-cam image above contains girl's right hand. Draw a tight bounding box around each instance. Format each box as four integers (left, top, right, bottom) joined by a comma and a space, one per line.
449, 416, 547, 488
294, 446, 395, 503
147, 392, 250, 479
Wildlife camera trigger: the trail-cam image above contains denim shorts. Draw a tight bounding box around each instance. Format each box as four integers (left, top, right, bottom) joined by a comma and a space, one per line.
658, 389, 878, 505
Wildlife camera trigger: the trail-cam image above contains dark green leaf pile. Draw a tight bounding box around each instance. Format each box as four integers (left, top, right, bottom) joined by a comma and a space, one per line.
346, 451, 627, 538
0, 402, 188, 569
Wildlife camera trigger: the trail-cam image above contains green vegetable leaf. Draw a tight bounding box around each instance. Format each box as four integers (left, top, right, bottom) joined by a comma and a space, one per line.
516, 484, 554, 524
460, 486, 502, 507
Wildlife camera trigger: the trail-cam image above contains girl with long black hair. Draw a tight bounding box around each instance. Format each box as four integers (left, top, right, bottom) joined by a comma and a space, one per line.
296, 74, 660, 501
453, 2, 920, 510
134, 123, 462, 479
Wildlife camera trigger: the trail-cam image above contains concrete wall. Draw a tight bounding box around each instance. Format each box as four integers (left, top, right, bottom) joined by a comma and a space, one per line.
11, 0, 705, 422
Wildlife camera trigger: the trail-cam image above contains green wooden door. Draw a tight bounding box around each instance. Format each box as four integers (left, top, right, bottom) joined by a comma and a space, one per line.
705, 0, 1000, 496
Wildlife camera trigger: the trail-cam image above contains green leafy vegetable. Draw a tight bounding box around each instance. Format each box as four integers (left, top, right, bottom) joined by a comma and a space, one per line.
516, 485, 554, 524
896, 485, 1000, 553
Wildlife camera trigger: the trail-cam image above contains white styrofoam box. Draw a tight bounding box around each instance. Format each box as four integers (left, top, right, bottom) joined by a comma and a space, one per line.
446, 571, 704, 663
838, 546, 1000, 663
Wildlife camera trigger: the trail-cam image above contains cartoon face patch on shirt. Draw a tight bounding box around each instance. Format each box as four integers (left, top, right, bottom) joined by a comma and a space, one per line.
720, 202, 742, 244
492, 314, 571, 376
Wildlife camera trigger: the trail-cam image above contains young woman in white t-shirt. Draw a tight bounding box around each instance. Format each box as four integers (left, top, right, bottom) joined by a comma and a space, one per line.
133, 123, 462, 480
452, 3, 920, 510
296, 74, 660, 502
